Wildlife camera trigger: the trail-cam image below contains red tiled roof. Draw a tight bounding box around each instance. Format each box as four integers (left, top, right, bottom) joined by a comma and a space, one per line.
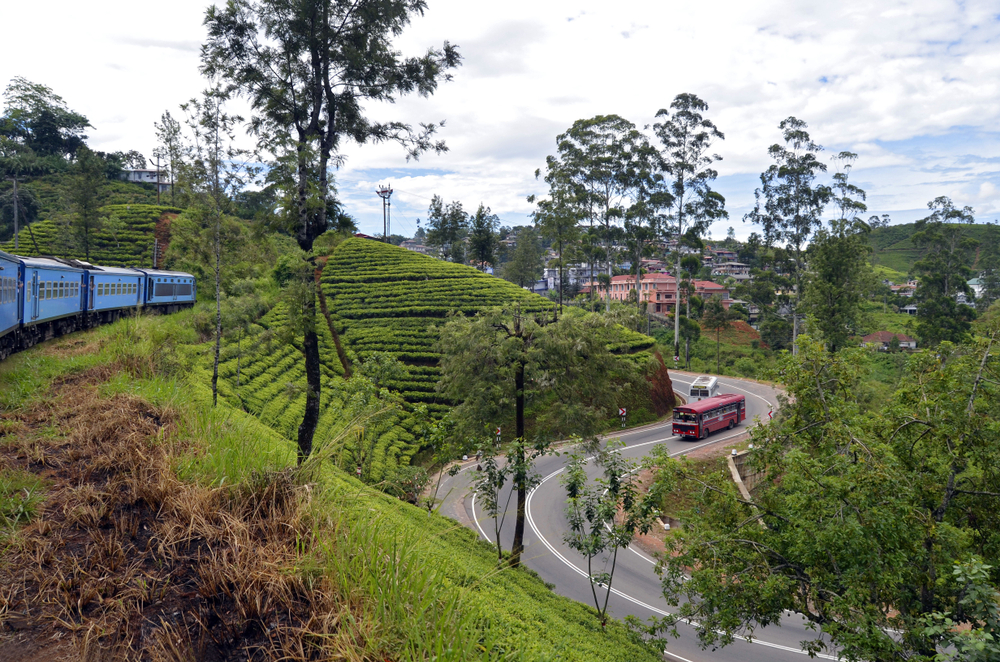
862, 331, 915, 343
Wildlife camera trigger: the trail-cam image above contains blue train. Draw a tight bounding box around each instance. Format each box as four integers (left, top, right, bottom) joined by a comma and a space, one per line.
0, 250, 196, 361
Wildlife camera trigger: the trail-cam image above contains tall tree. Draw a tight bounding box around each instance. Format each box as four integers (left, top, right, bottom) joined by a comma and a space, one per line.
70, 146, 105, 260
425, 195, 468, 262
801, 152, 875, 352
501, 227, 543, 289
652, 330, 1000, 661
653, 93, 727, 358
467, 203, 499, 271
977, 222, 1000, 312
0, 77, 91, 176
701, 295, 731, 374
202, 0, 459, 461
745, 117, 831, 354
153, 110, 184, 204
912, 196, 978, 345
545, 115, 647, 312
531, 165, 583, 316
437, 307, 638, 567
181, 85, 256, 407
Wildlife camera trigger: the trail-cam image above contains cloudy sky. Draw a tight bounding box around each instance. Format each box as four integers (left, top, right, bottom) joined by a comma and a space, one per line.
3, 0, 999, 238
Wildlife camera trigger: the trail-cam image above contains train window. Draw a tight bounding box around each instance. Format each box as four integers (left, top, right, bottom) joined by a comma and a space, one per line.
58, 282, 63, 298
97, 283, 102, 296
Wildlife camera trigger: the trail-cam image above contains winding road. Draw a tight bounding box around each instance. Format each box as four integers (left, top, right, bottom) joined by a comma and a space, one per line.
437, 374, 843, 662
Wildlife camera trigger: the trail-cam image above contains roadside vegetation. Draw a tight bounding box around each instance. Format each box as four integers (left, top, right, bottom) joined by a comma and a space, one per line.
0, 314, 665, 661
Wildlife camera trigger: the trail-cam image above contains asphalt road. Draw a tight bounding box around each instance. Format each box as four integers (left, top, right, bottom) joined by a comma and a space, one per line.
437, 374, 844, 662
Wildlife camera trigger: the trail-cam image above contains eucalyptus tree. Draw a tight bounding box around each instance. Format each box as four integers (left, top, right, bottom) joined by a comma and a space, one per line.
153, 110, 184, 204
801, 153, 875, 352
530, 166, 583, 316
467, 203, 499, 271
425, 195, 468, 262
745, 117, 831, 354
912, 196, 979, 345
202, 0, 459, 461
545, 115, 648, 311
653, 93, 727, 358
181, 85, 257, 406
977, 223, 1000, 312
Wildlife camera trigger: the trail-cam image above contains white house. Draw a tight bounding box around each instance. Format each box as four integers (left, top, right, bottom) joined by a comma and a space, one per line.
123, 169, 171, 194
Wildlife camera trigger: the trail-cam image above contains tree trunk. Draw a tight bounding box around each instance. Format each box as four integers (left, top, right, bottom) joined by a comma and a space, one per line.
717, 327, 721, 374
211, 213, 222, 407
674, 251, 682, 359
297, 276, 322, 463
510, 358, 526, 568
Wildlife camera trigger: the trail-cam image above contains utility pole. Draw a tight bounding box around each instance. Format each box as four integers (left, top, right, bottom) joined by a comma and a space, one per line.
10, 177, 18, 252
155, 155, 161, 205
376, 184, 393, 243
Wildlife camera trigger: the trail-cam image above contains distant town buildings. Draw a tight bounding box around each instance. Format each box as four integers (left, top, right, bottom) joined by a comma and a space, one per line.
596, 274, 731, 314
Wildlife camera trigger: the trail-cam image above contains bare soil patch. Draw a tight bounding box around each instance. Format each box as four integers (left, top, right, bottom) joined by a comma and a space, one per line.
0, 368, 350, 661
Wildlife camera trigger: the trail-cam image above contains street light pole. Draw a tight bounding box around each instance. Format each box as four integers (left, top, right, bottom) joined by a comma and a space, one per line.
11, 177, 18, 252
376, 184, 393, 242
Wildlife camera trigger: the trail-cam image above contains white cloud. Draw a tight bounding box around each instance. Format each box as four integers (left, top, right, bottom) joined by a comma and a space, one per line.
2, 0, 1000, 235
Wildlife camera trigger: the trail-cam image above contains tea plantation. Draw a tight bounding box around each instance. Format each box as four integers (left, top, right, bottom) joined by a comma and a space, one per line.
212, 237, 656, 483
1, 204, 180, 266
321, 237, 560, 409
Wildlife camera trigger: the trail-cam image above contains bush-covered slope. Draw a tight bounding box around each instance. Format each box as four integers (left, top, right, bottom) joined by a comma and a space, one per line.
1, 204, 180, 266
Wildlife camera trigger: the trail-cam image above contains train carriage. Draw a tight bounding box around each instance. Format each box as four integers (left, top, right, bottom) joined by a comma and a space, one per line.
137, 269, 197, 311
18, 257, 85, 338
86, 266, 144, 315
0, 251, 22, 359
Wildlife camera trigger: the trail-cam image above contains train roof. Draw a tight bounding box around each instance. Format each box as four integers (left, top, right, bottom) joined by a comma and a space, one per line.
11, 255, 84, 272
86, 265, 145, 277
675, 393, 744, 413
0, 250, 20, 264
134, 269, 195, 279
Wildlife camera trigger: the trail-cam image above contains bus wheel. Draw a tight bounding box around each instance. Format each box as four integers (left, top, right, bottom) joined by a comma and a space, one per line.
728, 420, 735, 430
700, 428, 708, 440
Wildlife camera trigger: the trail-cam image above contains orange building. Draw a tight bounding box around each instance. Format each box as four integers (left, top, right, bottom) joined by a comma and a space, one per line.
597, 274, 731, 314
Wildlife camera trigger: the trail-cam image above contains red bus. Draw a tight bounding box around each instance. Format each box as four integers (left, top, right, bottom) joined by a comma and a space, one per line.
672, 393, 746, 440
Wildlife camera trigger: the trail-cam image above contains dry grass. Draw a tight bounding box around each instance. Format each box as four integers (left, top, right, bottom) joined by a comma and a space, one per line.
0, 368, 373, 661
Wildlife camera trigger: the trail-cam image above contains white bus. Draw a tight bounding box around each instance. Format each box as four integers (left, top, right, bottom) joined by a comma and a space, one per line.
689, 375, 719, 401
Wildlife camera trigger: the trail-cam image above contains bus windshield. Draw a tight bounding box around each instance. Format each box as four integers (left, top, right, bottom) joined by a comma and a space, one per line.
674, 411, 698, 423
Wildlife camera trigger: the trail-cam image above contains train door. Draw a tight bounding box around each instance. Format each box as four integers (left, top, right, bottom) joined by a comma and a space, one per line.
88, 276, 94, 309
172, 279, 178, 301
30, 272, 39, 320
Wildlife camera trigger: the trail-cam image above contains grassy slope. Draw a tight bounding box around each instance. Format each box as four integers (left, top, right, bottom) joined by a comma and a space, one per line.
0, 316, 664, 662
1, 203, 180, 266
869, 221, 993, 276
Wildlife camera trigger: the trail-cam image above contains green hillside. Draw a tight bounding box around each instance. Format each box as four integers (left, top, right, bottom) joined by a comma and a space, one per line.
1, 203, 180, 266
321, 237, 560, 410
213, 238, 656, 482
869, 222, 994, 277
0, 316, 665, 662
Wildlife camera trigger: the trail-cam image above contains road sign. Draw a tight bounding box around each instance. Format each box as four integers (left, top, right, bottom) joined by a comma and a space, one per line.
356, 466, 362, 477
767, 410, 773, 420
619, 407, 626, 417
673, 355, 680, 362
495, 426, 501, 446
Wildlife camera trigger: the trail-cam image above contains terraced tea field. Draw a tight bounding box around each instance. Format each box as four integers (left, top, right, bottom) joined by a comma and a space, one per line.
1, 204, 179, 266
321, 237, 558, 409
